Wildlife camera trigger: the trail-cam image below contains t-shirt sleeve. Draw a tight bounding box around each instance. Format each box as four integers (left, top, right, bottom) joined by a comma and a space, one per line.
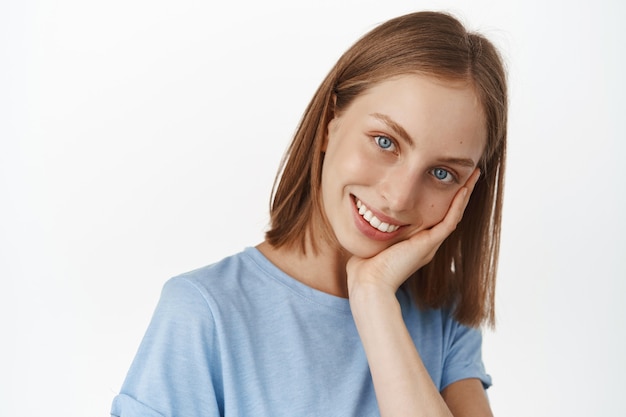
440, 319, 492, 391
111, 277, 223, 417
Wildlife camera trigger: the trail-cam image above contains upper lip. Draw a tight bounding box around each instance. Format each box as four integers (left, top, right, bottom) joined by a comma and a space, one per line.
352, 195, 406, 227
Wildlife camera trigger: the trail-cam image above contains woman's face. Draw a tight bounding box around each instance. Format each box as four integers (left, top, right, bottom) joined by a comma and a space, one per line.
321, 74, 486, 258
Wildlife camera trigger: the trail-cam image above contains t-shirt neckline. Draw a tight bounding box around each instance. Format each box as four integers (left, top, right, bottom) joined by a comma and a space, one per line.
243, 246, 353, 313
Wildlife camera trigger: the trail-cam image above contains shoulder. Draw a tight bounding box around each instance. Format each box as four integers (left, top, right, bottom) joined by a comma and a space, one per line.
131, 250, 265, 365
165, 247, 262, 299
157, 246, 283, 320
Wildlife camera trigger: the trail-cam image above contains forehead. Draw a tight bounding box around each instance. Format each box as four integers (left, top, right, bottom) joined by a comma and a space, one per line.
356, 74, 483, 117
343, 74, 487, 154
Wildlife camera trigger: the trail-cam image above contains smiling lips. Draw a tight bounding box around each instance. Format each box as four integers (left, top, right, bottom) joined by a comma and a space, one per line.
355, 199, 401, 233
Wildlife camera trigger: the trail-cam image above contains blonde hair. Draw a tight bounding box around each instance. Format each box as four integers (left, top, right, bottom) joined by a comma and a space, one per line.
266, 11, 507, 327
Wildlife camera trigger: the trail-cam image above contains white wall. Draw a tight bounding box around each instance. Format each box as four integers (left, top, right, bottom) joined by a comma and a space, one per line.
1, 1, 625, 416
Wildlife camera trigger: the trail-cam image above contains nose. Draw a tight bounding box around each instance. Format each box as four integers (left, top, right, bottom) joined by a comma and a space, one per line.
379, 165, 422, 214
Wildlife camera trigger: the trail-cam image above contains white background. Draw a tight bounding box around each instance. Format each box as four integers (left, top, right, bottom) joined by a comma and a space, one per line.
1, 0, 625, 416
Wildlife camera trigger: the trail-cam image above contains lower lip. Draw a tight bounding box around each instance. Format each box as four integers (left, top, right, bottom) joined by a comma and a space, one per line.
351, 198, 403, 242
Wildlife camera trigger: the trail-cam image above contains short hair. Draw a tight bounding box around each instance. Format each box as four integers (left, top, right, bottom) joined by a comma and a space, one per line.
265, 11, 507, 328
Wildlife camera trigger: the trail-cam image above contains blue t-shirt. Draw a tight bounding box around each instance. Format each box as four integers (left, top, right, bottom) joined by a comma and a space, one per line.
111, 247, 491, 417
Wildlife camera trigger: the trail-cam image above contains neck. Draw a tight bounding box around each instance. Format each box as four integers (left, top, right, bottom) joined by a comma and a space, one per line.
256, 236, 350, 298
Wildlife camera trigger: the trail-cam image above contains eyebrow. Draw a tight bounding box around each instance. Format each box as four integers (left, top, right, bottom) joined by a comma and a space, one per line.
437, 157, 477, 168
370, 112, 415, 147
370, 112, 477, 168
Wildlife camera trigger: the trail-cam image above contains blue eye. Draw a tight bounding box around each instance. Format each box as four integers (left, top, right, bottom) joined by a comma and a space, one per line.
432, 168, 453, 183
374, 135, 394, 150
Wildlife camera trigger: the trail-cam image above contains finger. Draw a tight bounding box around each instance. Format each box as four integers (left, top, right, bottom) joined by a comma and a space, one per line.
431, 168, 480, 239
464, 167, 481, 194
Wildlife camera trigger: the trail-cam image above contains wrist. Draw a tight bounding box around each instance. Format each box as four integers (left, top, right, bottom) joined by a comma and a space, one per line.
349, 282, 401, 321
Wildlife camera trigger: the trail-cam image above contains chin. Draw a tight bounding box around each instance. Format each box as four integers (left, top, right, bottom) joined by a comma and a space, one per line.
339, 238, 391, 259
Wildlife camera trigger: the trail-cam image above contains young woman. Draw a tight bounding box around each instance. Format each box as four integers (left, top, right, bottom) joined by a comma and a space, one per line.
112, 11, 507, 417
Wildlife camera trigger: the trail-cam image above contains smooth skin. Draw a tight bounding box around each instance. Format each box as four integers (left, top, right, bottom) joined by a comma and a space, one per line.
259, 74, 493, 416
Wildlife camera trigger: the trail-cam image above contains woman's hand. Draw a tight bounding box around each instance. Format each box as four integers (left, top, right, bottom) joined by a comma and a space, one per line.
347, 168, 481, 298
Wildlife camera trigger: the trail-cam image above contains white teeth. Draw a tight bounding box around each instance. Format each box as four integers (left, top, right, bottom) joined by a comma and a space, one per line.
355, 199, 400, 233
370, 217, 381, 228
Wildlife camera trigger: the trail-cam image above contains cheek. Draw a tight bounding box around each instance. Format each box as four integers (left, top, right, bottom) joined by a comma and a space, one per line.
421, 193, 456, 228
325, 137, 380, 185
